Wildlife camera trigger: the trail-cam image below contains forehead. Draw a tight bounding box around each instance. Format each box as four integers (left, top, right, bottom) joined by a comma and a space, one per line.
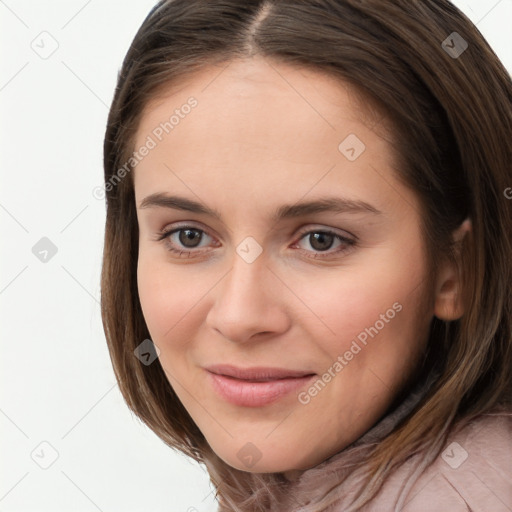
132, 56, 407, 217
135, 55, 389, 146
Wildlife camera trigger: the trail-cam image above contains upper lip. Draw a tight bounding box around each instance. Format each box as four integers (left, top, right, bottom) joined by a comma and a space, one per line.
205, 364, 316, 381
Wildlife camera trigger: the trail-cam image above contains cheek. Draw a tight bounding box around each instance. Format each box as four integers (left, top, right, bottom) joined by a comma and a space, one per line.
137, 256, 193, 343
136, 254, 221, 354
298, 283, 428, 428
136, 256, 216, 407
288, 264, 412, 345
332, 284, 428, 388
289, 255, 429, 382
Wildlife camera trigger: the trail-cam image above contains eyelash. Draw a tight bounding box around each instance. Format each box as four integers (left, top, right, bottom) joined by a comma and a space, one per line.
154, 224, 357, 260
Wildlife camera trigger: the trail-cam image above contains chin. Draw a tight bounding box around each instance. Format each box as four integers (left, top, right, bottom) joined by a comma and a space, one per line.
214, 445, 315, 475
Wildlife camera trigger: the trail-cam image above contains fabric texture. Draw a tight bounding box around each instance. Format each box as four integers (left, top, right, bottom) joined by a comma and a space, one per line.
278, 370, 512, 512
366, 412, 512, 511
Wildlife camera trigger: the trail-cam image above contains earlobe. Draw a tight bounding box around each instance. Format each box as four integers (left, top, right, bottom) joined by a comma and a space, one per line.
433, 219, 472, 321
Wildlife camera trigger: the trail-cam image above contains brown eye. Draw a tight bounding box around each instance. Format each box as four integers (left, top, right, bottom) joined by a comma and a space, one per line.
178, 228, 203, 248
294, 228, 356, 259
308, 232, 335, 251
156, 225, 216, 258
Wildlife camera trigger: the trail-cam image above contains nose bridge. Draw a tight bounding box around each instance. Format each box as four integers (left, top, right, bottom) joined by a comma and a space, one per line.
205, 244, 288, 342
218, 246, 270, 318
228, 250, 265, 302
220, 231, 269, 302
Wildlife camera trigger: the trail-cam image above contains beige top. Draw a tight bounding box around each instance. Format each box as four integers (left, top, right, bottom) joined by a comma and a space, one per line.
364, 413, 512, 511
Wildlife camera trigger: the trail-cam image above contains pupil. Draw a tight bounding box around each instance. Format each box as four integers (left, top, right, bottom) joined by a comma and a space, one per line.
310, 232, 333, 251
179, 229, 201, 248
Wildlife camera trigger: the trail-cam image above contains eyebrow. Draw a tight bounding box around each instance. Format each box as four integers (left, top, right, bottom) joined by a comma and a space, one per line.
138, 192, 382, 220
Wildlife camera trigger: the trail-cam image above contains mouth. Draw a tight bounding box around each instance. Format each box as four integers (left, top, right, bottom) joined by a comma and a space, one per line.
204, 364, 317, 407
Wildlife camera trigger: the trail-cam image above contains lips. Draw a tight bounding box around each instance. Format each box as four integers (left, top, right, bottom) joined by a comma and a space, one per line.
204, 364, 317, 407
205, 364, 315, 381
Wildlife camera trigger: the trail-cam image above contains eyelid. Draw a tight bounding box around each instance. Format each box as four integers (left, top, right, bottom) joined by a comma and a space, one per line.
160, 220, 211, 233
294, 224, 357, 242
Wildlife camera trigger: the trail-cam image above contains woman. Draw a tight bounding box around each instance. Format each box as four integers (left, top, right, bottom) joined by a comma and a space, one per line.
101, 1, 512, 510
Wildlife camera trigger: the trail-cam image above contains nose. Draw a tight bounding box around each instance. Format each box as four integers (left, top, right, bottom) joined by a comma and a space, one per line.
205, 249, 291, 344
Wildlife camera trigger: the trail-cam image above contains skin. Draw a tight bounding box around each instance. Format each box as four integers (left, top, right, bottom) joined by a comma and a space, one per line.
133, 56, 468, 478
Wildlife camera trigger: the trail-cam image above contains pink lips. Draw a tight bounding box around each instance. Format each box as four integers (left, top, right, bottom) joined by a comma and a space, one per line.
205, 364, 316, 407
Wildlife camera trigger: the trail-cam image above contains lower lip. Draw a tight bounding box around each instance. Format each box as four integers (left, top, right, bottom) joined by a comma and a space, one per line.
207, 371, 316, 407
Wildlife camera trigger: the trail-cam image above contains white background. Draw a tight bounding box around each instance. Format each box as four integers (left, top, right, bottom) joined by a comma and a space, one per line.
0, 1, 510, 511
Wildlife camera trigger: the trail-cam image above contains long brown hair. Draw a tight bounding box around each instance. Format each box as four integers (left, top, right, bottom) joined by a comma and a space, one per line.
101, 1, 512, 510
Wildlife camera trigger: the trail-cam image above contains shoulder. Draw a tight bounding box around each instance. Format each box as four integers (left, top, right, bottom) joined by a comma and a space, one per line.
366, 412, 512, 512
403, 412, 512, 512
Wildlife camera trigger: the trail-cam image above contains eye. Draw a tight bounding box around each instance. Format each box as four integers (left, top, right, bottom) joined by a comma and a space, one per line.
155, 224, 357, 260
292, 228, 356, 258
156, 225, 217, 258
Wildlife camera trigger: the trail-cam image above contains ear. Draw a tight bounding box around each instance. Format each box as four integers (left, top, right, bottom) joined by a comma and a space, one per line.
433, 218, 472, 321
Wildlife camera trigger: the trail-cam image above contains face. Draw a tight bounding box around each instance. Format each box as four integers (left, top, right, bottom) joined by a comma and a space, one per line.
133, 56, 436, 476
